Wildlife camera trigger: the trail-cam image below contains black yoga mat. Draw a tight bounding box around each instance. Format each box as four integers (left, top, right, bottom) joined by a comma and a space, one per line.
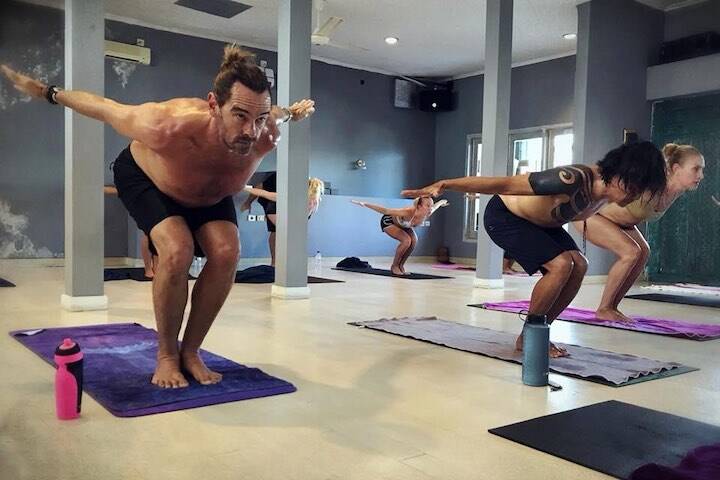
104, 268, 154, 282
234, 265, 343, 284
489, 400, 720, 479
0, 277, 15, 287
625, 292, 720, 308
104, 268, 196, 282
332, 267, 451, 280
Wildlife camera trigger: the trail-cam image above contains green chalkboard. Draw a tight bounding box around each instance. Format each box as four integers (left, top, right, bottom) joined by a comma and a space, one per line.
647, 92, 720, 286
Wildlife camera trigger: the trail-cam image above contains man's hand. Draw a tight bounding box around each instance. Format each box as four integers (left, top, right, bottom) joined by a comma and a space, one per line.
1, 65, 47, 99
401, 181, 445, 199
288, 99, 315, 121
351, 200, 366, 207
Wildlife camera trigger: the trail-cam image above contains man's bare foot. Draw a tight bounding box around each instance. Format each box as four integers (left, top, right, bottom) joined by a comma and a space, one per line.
595, 307, 634, 323
391, 266, 403, 275
144, 269, 154, 279
549, 342, 569, 358
515, 335, 569, 358
181, 351, 222, 385
152, 355, 189, 388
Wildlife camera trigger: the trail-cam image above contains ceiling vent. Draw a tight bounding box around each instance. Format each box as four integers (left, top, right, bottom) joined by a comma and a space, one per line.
174, 0, 252, 19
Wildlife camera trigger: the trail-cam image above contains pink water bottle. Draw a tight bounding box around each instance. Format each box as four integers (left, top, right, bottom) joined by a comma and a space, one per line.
54, 338, 84, 420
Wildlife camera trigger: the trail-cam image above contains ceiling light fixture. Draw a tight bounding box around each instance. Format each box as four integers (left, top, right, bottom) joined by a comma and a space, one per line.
385, 36, 399, 45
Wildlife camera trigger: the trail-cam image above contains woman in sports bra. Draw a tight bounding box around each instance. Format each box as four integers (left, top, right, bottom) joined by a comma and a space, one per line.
242, 175, 325, 266
572, 143, 705, 322
351, 197, 449, 275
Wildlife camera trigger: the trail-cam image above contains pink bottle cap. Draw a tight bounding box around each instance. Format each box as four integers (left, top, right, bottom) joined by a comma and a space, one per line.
59, 338, 75, 350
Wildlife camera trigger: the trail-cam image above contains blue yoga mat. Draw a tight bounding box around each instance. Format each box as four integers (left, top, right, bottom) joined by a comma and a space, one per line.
10, 323, 296, 417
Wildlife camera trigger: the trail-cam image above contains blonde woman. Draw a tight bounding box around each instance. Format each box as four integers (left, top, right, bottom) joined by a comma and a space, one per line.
351, 197, 448, 275
572, 143, 705, 322
242, 172, 324, 265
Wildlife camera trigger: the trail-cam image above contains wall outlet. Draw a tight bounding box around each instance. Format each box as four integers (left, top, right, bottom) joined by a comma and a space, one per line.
257, 214, 265, 221
247, 214, 256, 222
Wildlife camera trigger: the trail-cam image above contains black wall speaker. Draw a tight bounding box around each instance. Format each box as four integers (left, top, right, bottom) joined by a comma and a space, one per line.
418, 89, 455, 112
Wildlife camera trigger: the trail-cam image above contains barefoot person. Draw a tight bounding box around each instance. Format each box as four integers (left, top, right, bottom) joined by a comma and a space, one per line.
241, 173, 324, 266
351, 197, 449, 275
105, 185, 156, 278
572, 143, 705, 322
1, 45, 315, 388
402, 142, 667, 357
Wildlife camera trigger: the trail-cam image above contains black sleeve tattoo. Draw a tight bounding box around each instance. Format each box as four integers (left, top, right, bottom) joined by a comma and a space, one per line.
528, 165, 594, 223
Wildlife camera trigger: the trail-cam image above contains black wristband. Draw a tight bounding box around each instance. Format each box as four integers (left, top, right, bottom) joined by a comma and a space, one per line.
45, 85, 59, 105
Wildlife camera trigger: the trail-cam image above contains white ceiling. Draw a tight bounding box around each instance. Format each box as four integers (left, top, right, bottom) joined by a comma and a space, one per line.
22, 0, 701, 78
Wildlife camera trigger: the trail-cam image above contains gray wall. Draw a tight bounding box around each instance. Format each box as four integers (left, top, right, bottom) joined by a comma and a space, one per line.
573, 0, 664, 275
0, 2, 64, 258
433, 55, 577, 258
1, 0, 437, 259
664, 0, 720, 42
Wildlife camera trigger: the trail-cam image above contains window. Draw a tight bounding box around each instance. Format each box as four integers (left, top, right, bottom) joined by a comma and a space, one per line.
464, 125, 573, 241
463, 134, 482, 239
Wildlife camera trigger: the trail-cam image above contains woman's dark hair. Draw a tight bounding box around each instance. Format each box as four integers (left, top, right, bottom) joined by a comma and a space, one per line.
213, 44, 271, 105
597, 141, 667, 197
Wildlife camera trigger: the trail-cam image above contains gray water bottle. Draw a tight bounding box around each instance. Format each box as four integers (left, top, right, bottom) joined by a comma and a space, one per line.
522, 314, 549, 386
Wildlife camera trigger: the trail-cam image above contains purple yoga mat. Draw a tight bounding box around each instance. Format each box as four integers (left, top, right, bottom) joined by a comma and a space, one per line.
10, 323, 296, 417
475, 301, 720, 341
630, 444, 720, 480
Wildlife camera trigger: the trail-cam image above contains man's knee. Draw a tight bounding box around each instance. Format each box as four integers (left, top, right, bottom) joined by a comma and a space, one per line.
569, 251, 588, 276
156, 240, 194, 273
206, 241, 240, 266
545, 252, 575, 278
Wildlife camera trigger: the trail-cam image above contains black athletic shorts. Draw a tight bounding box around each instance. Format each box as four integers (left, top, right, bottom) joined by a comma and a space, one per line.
380, 214, 394, 231
483, 195, 578, 275
112, 146, 237, 257
257, 172, 277, 232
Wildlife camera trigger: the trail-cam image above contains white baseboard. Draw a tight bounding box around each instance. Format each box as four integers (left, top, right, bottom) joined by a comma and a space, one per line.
473, 277, 505, 289
0, 257, 138, 267
271, 285, 310, 299
60, 294, 108, 312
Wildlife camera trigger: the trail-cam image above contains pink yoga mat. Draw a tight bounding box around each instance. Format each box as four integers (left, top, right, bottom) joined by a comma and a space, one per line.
474, 300, 720, 341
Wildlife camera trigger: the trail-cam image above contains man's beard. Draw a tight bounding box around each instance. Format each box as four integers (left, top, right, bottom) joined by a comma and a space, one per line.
225, 137, 254, 155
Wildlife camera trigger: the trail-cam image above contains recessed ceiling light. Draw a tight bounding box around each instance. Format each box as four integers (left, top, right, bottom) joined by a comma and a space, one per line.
562, 33, 577, 40
385, 36, 399, 45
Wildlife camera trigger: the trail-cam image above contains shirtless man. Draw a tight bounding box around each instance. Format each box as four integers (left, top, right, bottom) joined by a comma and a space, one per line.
1, 45, 315, 387
402, 141, 667, 357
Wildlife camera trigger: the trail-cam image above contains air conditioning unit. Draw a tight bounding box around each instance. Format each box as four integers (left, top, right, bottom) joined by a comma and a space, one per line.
104, 40, 151, 65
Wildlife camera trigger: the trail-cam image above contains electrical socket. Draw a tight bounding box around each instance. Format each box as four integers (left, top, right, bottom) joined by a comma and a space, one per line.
257, 214, 265, 221
247, 214, 256, 222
